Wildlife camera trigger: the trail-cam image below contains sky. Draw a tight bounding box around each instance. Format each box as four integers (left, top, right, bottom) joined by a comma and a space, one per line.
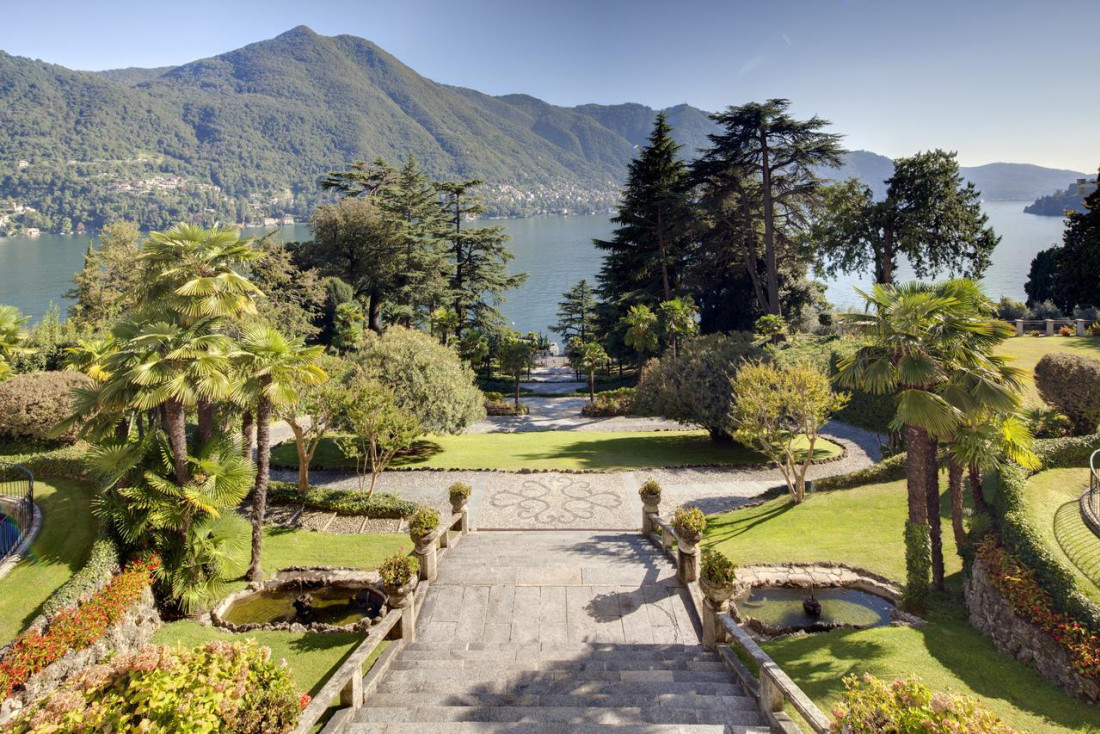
1, 0, 1097, 171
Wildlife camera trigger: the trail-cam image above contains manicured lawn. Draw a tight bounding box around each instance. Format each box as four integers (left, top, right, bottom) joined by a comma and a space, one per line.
1020, 467, 1100, 605
998, 335, 1100, 407
222, 528, 411, 595
150, 621, 368, 697
703, 477, 1097, 733
0, 479, 96, 644
272, 430, 843, 472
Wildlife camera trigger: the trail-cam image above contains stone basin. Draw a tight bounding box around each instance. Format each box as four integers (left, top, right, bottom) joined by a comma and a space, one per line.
735, 585, 895, 637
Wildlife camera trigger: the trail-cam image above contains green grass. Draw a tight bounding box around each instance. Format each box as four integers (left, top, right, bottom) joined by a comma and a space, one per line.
0, 479, 96, 644
272, 430, 843, 472
998, 335, 1100, 407
703, 476, 1097, 733
150, 621, 366, 697
1020, 468, 1100, 605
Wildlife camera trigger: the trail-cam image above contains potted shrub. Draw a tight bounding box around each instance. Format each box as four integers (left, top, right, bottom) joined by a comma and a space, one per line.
671, 506, 706, 547
379, 552, 419, 607
638, 478, 661, 509
698, 548, 737, 604
449, 482, 472, 513
408, 506, 440, 546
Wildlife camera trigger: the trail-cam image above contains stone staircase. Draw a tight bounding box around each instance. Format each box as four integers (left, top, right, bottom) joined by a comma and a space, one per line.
342, 531, 771, 733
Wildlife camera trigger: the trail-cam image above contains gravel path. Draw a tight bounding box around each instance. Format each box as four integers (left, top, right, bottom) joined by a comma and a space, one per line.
276, 421, 883, 530
467, 397, 687, 433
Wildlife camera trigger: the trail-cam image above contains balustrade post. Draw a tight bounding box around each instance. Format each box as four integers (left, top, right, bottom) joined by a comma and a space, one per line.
1015, 318, 1024, 336
759, 668, 785, 713
414, 538, 438, 583
701, 598, 729, 649
641, 498, 659, 535
1078, 318, 1088, 336
1046, 318, 1055, 335
459, 507, 469, 535
339, 668, 362, 708
677, 541, 700, 583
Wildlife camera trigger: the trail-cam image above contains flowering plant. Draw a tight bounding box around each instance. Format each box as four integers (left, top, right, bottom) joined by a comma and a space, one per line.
6, 640, 301, 733
977, 537, 1100, 680
0, 555, 159, 699
829, 673, 1014, 732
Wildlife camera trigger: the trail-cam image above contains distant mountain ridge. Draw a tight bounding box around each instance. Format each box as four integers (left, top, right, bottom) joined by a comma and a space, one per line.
0, 25, 1086, 233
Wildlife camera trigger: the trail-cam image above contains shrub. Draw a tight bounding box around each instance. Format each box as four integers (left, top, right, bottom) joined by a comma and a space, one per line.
997, 296, 1028, 321
1059, 325, 1074, 337
0, 371, 91, 445
581, 387, 635, 417
356, 326, 485, 434
7, 640, 302, 734
638, 478, 661, 503
0, 556, 158, 699
485, 398, 530, 416
482, 391, 504, 402
268, 482, 418, 518
1074, 305, 1100, 323
671, 506, 706, 540
1091, 322, 1100, 337
1034, 352, 1100, 433
378, 552, 418, 590
700, 548, 737, 587
1, 443, 87, 481
829, 673, 1014, 733
1028, 299, 1063, 320
448, 482, 472, 503
1023, 407, 1073, 439
976, 538, 1100, 680
635, 333, 759, 438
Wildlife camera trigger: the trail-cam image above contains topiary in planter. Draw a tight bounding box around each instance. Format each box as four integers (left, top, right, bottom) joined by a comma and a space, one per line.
379, 552, 419, 595
449, 482, 472, 513
699, 548, 737, 604
671, 506, 706, 545
407, 506, 439, 543
638, 478, 661, 507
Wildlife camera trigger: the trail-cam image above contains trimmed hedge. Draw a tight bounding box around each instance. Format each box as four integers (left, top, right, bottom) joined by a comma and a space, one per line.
268, 481, 418, 519
1, 444, 87, 482
987, 435, 1100, 633
816, 452, 906, 491
39, 535, 121, 619
581, 387, 635, 417
1034, 352, 1100, 434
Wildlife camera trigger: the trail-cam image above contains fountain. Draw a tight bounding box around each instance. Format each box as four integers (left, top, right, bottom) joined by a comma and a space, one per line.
736, 584, 895, 637
802, 583, 822, 617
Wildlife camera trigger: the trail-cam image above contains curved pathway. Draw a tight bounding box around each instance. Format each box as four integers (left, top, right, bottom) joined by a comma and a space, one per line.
273, 419, 882, 530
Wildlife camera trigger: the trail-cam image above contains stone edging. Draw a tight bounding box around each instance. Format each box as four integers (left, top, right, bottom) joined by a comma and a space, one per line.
966, 558, 1099, 704
0, 501, 41, 582
209, 567, 389, 635
1080, 488, 1100, 539
0, 587, 160, 725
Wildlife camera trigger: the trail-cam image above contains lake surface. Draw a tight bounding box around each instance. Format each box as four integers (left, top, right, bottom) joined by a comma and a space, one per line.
0, 201, 1065, 335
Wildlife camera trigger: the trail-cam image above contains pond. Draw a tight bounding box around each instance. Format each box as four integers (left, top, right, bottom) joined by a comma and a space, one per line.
737, 586, 894, 634
221, 584, 385, 627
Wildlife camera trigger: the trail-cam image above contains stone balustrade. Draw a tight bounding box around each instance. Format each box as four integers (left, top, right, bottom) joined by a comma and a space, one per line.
642, 500, 831, 734
412, 508, 469, 583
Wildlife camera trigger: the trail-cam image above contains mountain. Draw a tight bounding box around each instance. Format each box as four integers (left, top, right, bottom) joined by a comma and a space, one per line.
0, 25, 1087, 233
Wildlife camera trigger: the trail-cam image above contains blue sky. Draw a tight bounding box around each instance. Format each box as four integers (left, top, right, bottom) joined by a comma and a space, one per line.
2, 0, 1097, 171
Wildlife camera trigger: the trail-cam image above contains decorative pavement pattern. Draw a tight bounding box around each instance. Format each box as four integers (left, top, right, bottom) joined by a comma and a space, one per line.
482, 474, 629, 529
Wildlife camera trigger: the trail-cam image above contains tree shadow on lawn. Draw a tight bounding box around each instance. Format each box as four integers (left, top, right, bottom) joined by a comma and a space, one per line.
390, 440, 444, 466
505, 433, 769, 470
700, 501, 795, 545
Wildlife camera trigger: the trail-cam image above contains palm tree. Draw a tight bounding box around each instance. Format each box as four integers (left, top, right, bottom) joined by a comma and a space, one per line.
498, 335, 535, 410
430, 307, 459, 346
569, 340, 610, 403
622, 304, 658, 371
0, 305, 30, 377
837, 280, 1015, 606
658, 297, 698, 358
234, 325, 326, 581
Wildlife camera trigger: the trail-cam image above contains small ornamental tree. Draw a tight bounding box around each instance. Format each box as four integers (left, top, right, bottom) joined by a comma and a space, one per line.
279, 355, 352, 492
568, 339, 609, 403
728, 361, 848, 504
497, 334, 535, 409
335, 372, 421, 496
754, 314, 787, 344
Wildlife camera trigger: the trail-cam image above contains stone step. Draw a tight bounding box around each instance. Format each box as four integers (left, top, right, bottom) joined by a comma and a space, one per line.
346, 723, 769, 733
363, 691, 759, 712
389, 658, 729, 673
353, 704, 766, 726
376, 677, 744, 698
380, 667, 734, 686
403, 642, 715, 659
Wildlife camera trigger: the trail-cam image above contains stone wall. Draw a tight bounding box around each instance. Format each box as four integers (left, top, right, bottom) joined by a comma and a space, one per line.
0, 586, 161, 724
966, 558, 1099, 704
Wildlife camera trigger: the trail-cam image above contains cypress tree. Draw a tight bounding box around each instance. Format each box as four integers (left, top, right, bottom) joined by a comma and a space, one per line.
551, 278, 599, 344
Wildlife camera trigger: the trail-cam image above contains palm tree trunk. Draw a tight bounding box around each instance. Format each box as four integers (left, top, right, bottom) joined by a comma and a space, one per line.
948, 458, 968, 554
926, 439, 944, 591
904, 424, 930, 524
968, 464, 988, 513
248, 391, 272, 582
197, 400, 215, 445
588, 370, 595, 403
163, 399, 190, 486
514, 374, 521, 410
241, 410, 255, 458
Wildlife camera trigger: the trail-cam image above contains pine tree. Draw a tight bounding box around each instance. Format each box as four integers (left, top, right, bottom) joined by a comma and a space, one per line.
694, 99, 844, 316
1050, 171, 1100, 312
437, 179, 527, 335
551, 279, 599, 344
596, 113, 693, 325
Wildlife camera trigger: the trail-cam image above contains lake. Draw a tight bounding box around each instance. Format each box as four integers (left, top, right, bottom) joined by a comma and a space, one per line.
0, 201, 1065, 335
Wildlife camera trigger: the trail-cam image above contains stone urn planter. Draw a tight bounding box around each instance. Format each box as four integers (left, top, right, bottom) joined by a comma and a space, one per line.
383, 576, 418, 609
698, 575, 735, 606
449, 482, 472, 515
639, 480, 661, 534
